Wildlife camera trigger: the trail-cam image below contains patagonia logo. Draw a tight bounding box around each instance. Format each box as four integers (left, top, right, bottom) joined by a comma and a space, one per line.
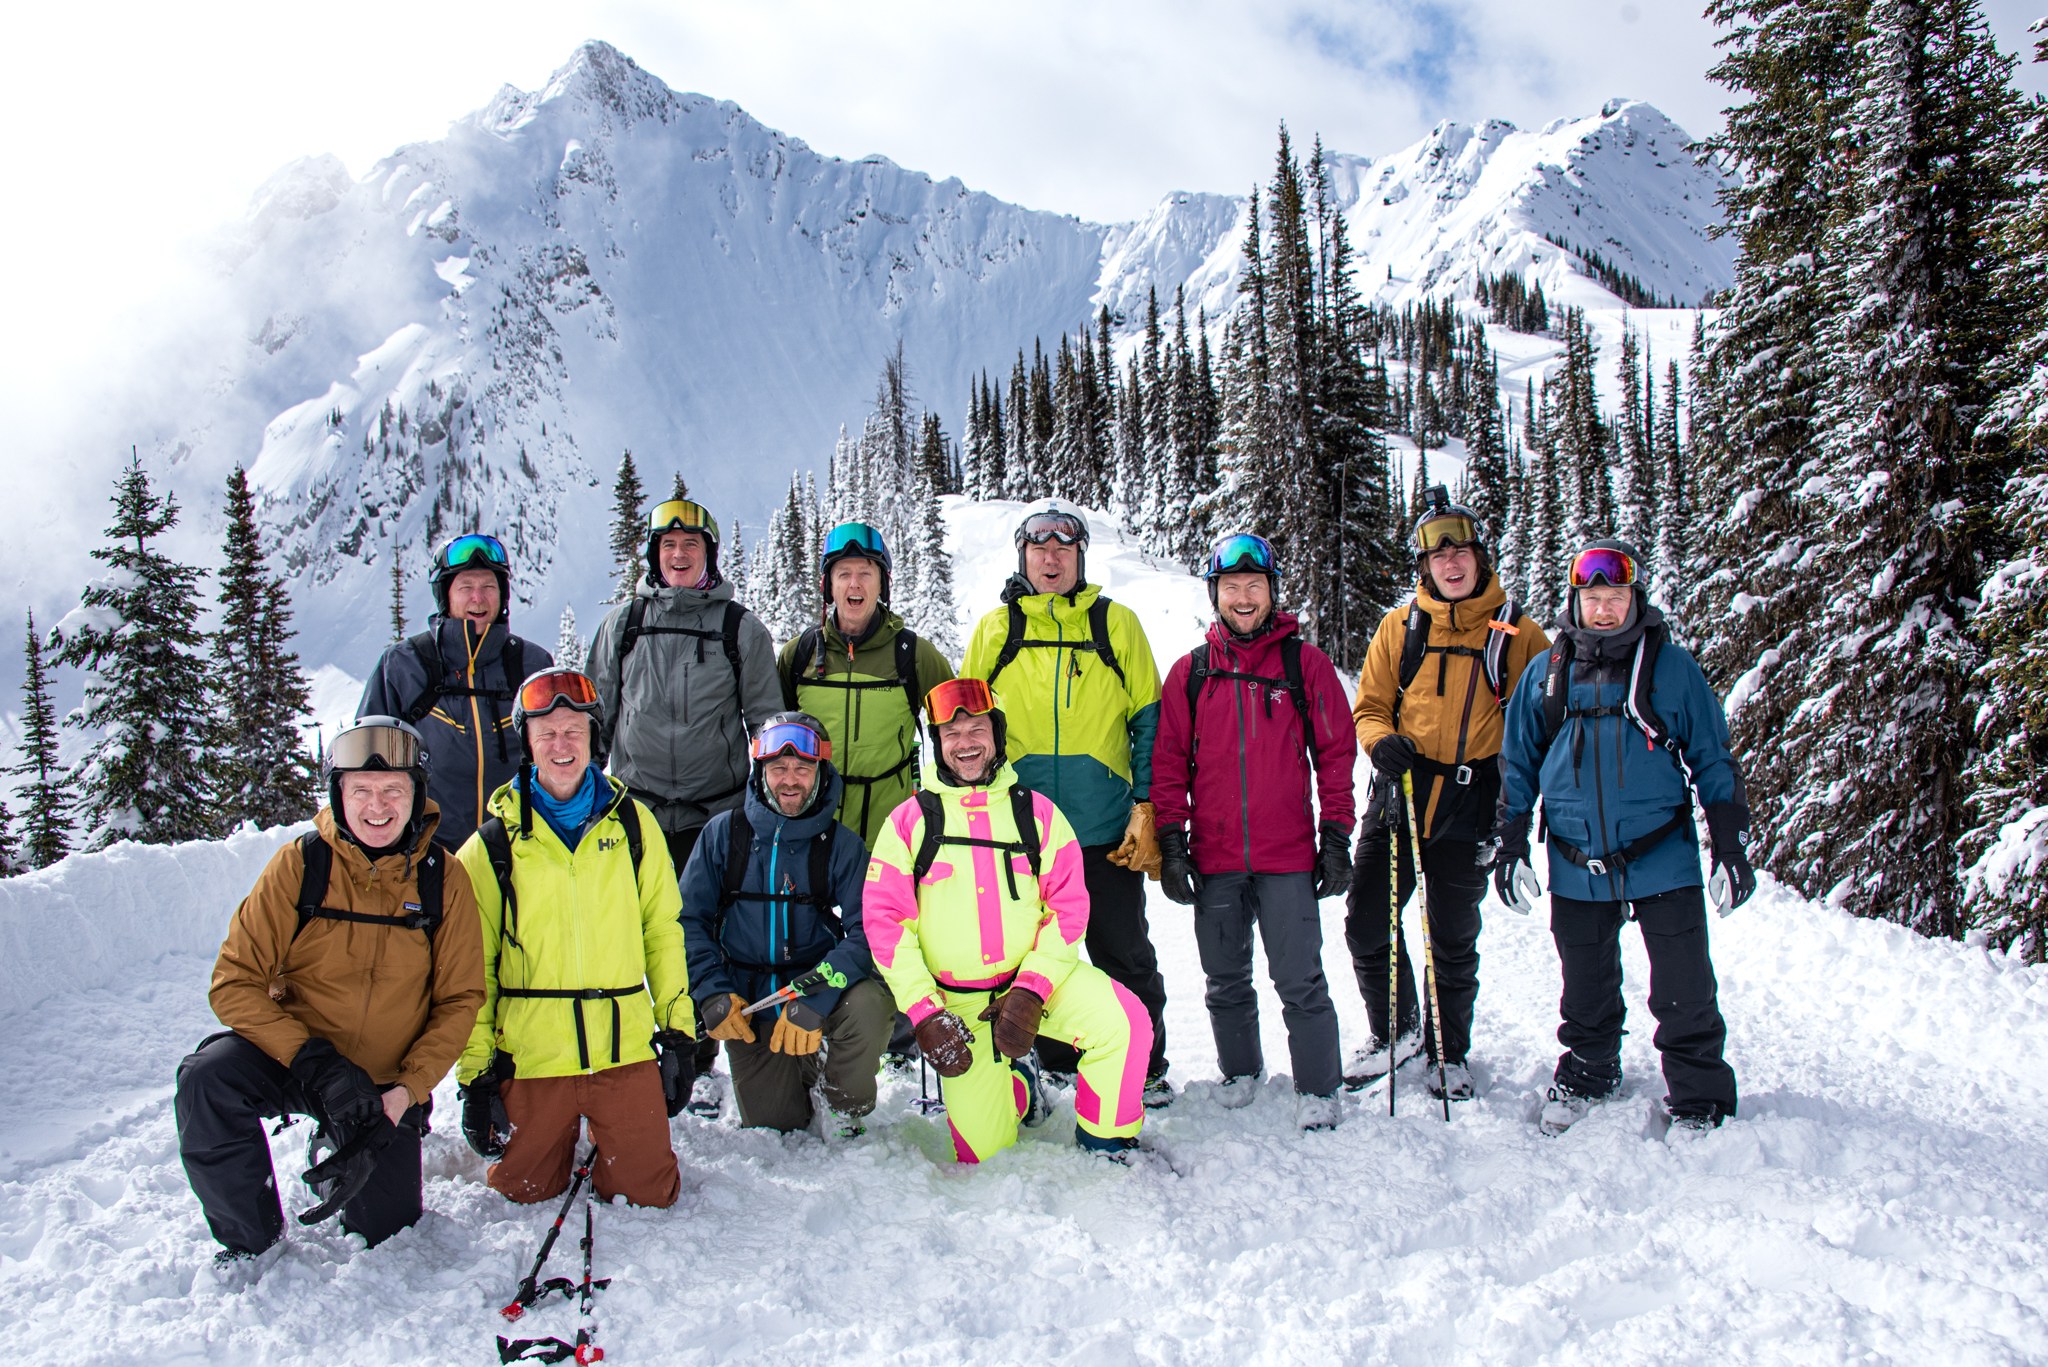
598, 837, 623, 852
403, 902, 422, 912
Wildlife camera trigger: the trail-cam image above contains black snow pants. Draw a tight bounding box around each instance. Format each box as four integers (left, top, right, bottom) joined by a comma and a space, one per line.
1343, 813, 1485, 1066
1034, 843, 1169, 1080
175, 1032, 427, 1255
1549, 885, 1738, 1119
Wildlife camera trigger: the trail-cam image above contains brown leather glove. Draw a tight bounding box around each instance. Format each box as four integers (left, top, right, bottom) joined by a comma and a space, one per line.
703, 993, 756, 1044
976, 987, 1044, 1060
913, 1011, 976, 1078
769, 1000, 824, 1056
1106, 801, 1162, 878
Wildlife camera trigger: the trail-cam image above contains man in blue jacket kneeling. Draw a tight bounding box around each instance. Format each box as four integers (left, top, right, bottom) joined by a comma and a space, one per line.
1492, 539, 1755, 1137
679, 711, 894, 1135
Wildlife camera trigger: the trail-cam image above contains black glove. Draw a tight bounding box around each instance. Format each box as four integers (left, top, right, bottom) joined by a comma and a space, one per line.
1312, 821, 1351, 899
1157, 826, 1201, 906
458, 1071, 510, 1158
1703, 802, 1757, 909
290, 1038, 383, 1130
1370, 735, 1417, 780
1489, 815, 1533, 905
654, 1029, 698, 1117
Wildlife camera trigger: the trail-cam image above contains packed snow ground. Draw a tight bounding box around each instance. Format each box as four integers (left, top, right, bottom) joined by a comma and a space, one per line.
4, 502, 2046, 1363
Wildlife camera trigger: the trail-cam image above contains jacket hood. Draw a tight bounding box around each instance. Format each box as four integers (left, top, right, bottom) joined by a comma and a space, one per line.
745, 762, 845, 837
485, 769, 630, 840
1556, 599, 1664, 663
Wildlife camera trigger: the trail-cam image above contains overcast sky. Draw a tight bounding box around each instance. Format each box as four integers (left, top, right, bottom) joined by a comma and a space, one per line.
3, 0, 2044, 407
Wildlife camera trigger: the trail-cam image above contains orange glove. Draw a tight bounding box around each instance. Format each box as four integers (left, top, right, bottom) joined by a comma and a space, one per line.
704, 993, 756, 1044
1106, 801, 1162, 878
769, 1001, 824, 1056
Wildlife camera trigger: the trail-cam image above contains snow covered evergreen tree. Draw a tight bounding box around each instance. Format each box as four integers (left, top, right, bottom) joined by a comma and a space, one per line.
388, 550, 406, 643
53, 455, 216, 849
1772, 0, 2021, 932
9, 610, 70, 869
608, 449, 647, 601
556, 605, 586, 673
1651, 358, 1692, 622
1615, 323, 1659, 571
209, 466, 316, 833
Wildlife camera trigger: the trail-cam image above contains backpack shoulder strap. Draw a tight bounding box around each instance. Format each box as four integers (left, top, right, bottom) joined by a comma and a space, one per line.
1009, 785, 1042, 877
615, 794, 644, 889
293, 831, 332, 940
1280, 635, 1319, 765
609, 597, 652, 734
912, 789, 946, 882
500, 634, 526, 700
400, 629, 445, 726
894, 629, 922, 720
1184, 643, 1211, 719
722, 601, 750, 728
792, 625, 823, 680
1482, 601, 1520, 707
1538, 634, 1576, 754
719, 809, 754, 909
477, 816, 520, 945
414, 844, 446, 938
987, 601, 1028, 689
1396, 603, 1429, 692
1087, 596, 1126, 688
809, 820, 843, 934
1624, 625, 1679, 760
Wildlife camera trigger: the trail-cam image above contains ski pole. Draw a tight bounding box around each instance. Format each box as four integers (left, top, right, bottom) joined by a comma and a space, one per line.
1404, 774, 1452, 1123
741, 962, 848, 1017
502, 1146, 593, 1322
574, 1197, 602, 1364
1387, 778, 1401, 1120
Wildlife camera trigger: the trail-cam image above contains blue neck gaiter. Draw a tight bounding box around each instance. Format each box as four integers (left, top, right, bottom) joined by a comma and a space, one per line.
524, 763, 608, 849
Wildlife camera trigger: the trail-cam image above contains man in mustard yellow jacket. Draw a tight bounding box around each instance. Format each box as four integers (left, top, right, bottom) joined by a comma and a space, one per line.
453, 669, 694, 1208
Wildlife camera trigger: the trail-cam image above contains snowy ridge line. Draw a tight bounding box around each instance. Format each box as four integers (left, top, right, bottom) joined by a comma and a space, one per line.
0, 823, 305, 1019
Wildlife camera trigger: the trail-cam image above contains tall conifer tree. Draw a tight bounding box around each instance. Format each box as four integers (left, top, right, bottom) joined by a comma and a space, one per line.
9, 611, 70, 868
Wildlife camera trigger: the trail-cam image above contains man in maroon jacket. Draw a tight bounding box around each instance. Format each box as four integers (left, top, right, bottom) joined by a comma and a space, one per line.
1152, 533, 1359, 1130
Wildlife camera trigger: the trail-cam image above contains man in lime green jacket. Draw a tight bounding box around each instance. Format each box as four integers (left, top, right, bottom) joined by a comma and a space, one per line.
864, 678, 1151, 1162
453, 669, 695, 1208
778, 521, 955, 849
961, 500, 1169, 1099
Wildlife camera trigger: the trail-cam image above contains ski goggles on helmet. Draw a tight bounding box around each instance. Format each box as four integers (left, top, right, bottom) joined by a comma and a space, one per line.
437, 533, 508, 572
925, 677, 999, 725
751, 719, 832, 763
515, 669, 602, 721
649, 499, 718, 542
1414, 511, 1479, 554
823, 521, 888, 560
1204, 533, 1277, 579
1018, 509, 1087, 546
1568, 546, 1639, 589
327, 719, 424, 775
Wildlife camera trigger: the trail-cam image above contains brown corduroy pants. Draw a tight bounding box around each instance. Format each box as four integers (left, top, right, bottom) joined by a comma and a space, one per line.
490, 1060, 679, 1208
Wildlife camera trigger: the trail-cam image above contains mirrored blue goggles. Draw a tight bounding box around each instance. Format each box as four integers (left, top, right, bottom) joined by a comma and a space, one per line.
752, 721, 831, 762
1205, 533, 1276, 578
1019, 511, 1086, 545
824, 522, 887, 557
440, 533, 507, 571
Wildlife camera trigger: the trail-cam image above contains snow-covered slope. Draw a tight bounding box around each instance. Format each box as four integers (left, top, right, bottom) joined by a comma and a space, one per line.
2, 501, 2045, 1364
7, 41, 1732, 705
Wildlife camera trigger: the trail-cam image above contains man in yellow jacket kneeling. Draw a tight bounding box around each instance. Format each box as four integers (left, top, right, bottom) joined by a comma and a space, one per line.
864, 678, 1152, 1163
454, 668, 696, 1207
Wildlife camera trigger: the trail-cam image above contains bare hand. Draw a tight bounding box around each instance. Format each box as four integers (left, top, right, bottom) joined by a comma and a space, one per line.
381, 1085, 411, 1128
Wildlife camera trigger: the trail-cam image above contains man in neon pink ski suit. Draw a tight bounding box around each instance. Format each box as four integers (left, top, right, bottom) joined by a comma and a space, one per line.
864, 677, 1152, 1162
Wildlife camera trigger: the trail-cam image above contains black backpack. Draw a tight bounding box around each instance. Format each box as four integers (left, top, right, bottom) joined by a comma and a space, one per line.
293, 832, 446, 940
715, 810, 844, 971
910, 785, 1043, 902
609, 597, 751, 736
1183, 635, 1320, 771
474, 796, 644, 950
399, 626, 528, 762
789, 624, 923, 723
985, 596, 1124, 691
1534, 625, 1685, 771
1390, 597, 1522, 729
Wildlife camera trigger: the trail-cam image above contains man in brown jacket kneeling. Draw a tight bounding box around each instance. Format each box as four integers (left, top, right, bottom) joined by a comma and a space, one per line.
175, 716, 485, 1268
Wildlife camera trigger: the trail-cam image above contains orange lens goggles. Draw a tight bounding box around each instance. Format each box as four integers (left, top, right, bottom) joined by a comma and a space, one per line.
924, 677, 998, 724
517, 669, 600, 716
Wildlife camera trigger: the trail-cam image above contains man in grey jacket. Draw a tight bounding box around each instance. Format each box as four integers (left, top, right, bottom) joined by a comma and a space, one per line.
587, 499, 783, 874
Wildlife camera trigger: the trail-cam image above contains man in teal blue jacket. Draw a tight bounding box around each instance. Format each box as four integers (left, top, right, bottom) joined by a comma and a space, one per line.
1493, 539, 1754, 1135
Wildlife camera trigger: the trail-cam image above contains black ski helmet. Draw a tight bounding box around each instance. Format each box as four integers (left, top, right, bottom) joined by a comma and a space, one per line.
1202, 531, 1280, 612
645, 499, 721, 586
819, 521, 893, 609
325, 715, 430, 839
1412, 484, 1493, 596
924, 677, 1007, 786
1565, 538, 1646, 627
510, 667, 609, 766
430, 534, 511, 622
